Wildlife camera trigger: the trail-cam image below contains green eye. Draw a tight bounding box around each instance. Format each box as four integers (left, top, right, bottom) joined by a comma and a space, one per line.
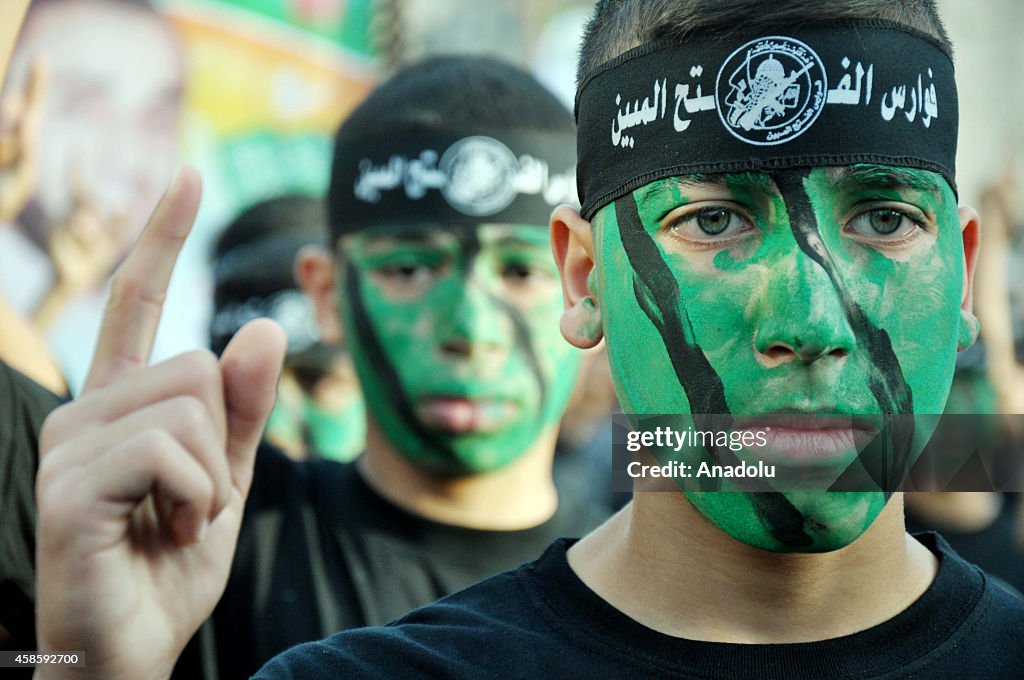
695, 208, 737, 235
665, 206, 749, 240
868, 209, 903, 234
502, 262, 533, 280
848, 209, 919, 237
378, 262, 437, 285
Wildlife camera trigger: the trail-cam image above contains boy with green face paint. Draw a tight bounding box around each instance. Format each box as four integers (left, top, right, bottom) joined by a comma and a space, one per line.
248, 0, 1018, 675
298, 55, 586, 490
29, 2, 1024, 679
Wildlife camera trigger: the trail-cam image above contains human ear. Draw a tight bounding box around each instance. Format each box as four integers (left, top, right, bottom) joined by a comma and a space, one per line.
551, 204, 602, 349
295, 244, 342, 344
957, 205, 981, 351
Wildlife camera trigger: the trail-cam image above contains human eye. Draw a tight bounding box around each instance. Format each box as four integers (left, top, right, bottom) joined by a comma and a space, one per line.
844, 206, 926, 246
500, 257, 555, 287
378, 261, 438, 286
661, 205, 754, 248
365, 248, 448, 291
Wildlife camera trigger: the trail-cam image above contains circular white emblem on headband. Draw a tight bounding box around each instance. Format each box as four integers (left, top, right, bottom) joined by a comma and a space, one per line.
440, 136, 520, 216
716, 36, 828, 146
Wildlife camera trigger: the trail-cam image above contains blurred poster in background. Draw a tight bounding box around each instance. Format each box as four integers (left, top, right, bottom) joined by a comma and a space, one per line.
157, 0, 378, 386
0, 0, 379, 393
165, 0, 376, 216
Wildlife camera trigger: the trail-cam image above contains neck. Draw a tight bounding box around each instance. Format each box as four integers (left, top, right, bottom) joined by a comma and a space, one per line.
357, 419, 559, 530
569, 491, 938, 643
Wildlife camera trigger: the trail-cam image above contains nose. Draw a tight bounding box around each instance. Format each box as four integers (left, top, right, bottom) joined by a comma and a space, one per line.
438, 274, 508, 359
754, 247, 856, 365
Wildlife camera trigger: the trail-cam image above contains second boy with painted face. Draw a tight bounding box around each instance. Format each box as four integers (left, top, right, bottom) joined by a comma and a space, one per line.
190, 55, 604, 679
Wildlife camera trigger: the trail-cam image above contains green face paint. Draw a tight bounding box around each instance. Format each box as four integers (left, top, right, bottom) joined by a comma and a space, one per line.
265, 363, 367, 463
339, 223, 581, 475
302, 391, 366, 463
595, 165, 965, 552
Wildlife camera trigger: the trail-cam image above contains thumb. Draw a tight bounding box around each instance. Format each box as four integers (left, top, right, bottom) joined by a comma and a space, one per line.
219, 318, 287, 496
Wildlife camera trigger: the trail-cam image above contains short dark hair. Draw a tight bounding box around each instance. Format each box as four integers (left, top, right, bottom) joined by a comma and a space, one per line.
326, 54, 573, 244
212, 194, 327, 261
577, 0, 952, 86
209, 194, 327, 355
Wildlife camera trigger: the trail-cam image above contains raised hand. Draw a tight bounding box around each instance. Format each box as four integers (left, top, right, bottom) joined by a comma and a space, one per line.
34, 167, 286, 680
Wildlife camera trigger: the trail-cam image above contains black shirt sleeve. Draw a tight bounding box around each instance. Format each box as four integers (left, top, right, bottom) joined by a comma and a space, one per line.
0, 361, 63, 649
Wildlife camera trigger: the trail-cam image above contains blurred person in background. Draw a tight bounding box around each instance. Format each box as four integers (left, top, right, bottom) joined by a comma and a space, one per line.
180, 55, 605, 679
209, 194, 365, 463
0, 0, 184, 392
553, 343, 630, 512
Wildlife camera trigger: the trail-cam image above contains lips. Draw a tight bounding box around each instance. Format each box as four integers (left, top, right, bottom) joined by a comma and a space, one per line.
415, 396, 520, 434
731, 413, 880, 468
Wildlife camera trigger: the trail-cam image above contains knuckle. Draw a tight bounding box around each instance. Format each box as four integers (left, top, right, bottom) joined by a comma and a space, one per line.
35, 446, 68, 494
170, 394, 209, 431
106, 268, 138, 308
37, 475, 81, 534
38, 398, 99, 454
135, 428, 179, 467
37, 482, 68, 530
179, 350, 220, 389
194, 472, 215, 507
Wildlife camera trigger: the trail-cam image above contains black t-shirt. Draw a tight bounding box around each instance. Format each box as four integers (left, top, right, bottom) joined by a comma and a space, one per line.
0, 361, 62, 650
906, 493, 1024, 598
256, 533, 1024, 679
186, 443, 606, 680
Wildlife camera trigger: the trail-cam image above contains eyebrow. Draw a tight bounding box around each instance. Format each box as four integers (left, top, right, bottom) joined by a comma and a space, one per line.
635, 172, 776, 205
826, 164, 944, 193
360, 226, 439, 242
340, 228, 445, 256
487, 236, 549, 249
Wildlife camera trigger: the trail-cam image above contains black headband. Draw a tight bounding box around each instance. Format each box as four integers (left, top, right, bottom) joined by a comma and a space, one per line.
575, 21, 958, 220
211, 236, 324, 355
329, 129, 577, 234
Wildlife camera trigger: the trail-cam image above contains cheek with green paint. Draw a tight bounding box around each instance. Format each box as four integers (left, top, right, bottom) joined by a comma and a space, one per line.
265, 394, 366, 462
302, 393, 366, 463
595, 169, 965, 552
340, 225, 580, 476
803, 170, 964, 420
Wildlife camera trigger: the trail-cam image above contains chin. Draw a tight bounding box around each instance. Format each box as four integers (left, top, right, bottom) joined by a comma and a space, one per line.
687, 490, 888, 553
405, 439, 524, 478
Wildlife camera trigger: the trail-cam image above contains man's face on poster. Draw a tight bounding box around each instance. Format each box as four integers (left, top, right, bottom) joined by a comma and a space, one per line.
7, 0, 183, 266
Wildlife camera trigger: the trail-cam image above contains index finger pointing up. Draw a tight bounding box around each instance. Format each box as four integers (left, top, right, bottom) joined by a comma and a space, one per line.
83, 166, 202, 393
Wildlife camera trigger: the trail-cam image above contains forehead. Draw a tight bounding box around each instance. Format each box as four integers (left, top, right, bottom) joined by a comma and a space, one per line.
343, 223, 550, 252
636, 165, 948, 201
18, 1, 182, 96
634, 164, 949, 205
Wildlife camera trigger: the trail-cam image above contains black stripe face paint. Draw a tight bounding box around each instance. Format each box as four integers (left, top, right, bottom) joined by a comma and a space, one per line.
340, 223, 579, 476
600, 164, 962, 552
770, 169, 915, 494
450, 225, 549, 424
614, 193, 814, 549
